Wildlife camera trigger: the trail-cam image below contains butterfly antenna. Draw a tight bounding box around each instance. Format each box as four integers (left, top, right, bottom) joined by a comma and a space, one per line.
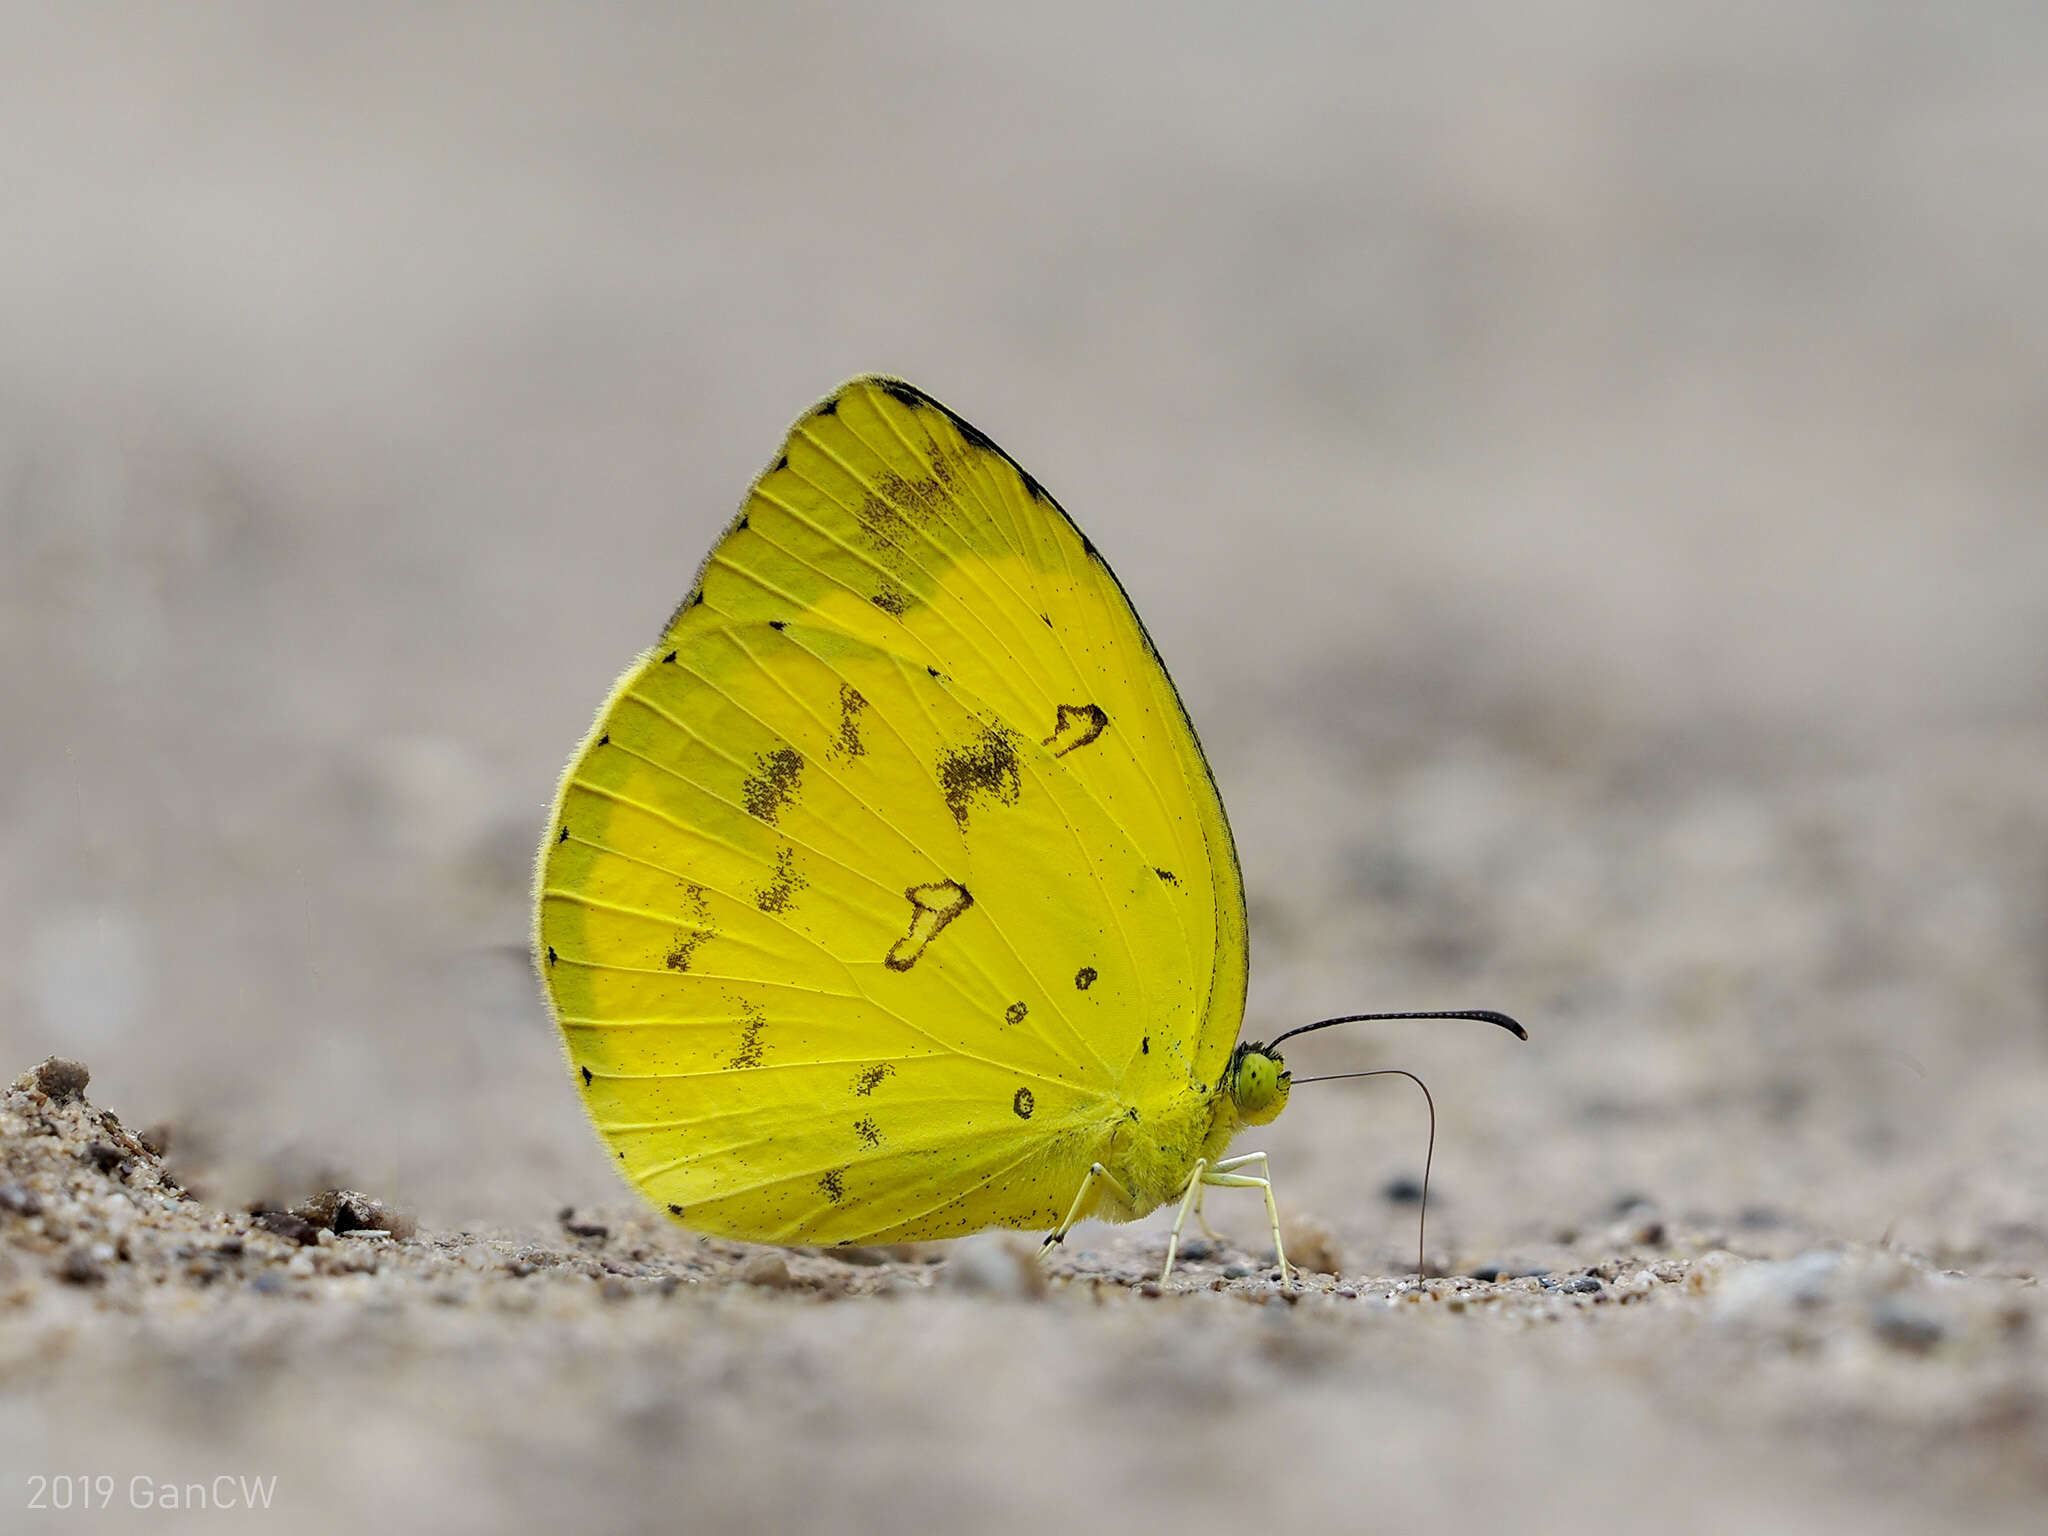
1289, 1067, 1439, 1276
1273, 1012, 1524, 1276
1266, 1009, 1527, 1051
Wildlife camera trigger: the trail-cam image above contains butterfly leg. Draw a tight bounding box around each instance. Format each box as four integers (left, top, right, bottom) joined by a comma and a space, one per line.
1189, 1180, 1225, 1242
1039, 1162, 1135, 1262
1202, 1152, 1291, 1287
1159, 1158, 1209, 1284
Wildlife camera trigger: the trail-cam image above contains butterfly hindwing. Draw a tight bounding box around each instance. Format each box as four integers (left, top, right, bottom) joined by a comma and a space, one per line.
537, 378, 1248, 1241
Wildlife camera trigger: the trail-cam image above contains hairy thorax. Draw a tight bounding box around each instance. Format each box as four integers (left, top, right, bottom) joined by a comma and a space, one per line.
1090, 1080, 1242, 1221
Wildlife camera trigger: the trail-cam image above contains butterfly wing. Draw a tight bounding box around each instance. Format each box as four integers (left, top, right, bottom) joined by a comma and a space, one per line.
535, 378, 1246, 1242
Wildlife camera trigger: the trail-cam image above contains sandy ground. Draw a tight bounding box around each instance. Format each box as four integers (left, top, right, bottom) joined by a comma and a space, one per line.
3, 4, 2046, 1532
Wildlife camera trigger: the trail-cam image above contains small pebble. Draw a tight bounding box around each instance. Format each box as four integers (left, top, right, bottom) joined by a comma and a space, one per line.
1564, 1276, 1603, 1294
739, 1254, 794, 1289
1872, 1297, 1946, 1354
1279, 1214, 1343, 1277
943, 1233, 1048, 1300
0, 1184, 41, 1217
1381, 1176, 1425, 1205
249, 1271, 288, 1295
255, 1211, 320, 1247
829, 1245, 893, 1266
32, 1058, 91, 1102
58, 1246, 103, 1285
1223, 1264, 1251, 1279
557, 1207, 610, 1242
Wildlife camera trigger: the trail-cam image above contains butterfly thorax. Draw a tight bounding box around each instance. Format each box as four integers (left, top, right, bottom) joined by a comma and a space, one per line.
1087, 1043, 1290, 1222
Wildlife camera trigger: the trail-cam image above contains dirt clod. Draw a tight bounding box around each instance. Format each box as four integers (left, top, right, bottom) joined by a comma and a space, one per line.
31, 1058, 91, 1103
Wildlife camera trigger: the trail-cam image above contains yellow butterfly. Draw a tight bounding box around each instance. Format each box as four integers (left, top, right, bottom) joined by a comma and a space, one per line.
534, 377, 1523, 1284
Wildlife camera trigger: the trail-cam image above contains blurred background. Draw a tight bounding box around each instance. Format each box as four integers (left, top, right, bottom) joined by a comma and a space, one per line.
2, 2, 2045, 1527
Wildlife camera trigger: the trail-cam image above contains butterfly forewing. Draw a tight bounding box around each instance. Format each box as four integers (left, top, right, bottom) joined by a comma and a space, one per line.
537, 378, 1247, 1241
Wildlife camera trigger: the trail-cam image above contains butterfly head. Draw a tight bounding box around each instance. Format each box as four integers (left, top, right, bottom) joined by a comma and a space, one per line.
1225, 1041, 1291, 1126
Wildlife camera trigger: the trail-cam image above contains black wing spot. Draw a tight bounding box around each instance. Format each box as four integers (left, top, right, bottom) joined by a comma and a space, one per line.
1075, 966, 1098, 991
1141, 1036, 1149, 1055
558, 826, 569, 843
546, 946, 558, 966
871, 585, 911, 616
1045, 703, 1110, 758
664, 884, 712, 971
742, 746, 804, 823
1041, 613, 1052, 627
854, 1116, 882, 1148
1020, 470, 1053, 505
1004, 1001, 1028, 1026
834, 684, 868, 761
580, 1065, 592, 1086
818, 1168, 846, 1202
853, 1063, 896, 1097
772, 454, 789, 472
1154, 867, 1178, 886
598, 733, 609, 745
1080, 534, 1098, 559
726, 1003, 766, 1070
878, 380, 924, 410
886, 880, 974, 970
736, 514, 749, 530
1012, 1088, 1035, 1120
927, 665, 941, 679
662, 650, 678, 664
769, 619, 786, 631
815, 396, 840, 417
936, 723, 1022, 827
667, 1203, 683, 1217
753, 847, 806, 914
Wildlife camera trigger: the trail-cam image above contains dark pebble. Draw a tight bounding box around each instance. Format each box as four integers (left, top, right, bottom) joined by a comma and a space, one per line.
1176, 1239, 1219, 1263
250, 1271, 288, 1295
1137, 1281, 1163, 1298
292, 1189, 409, 1238
557, 1208, 610, 1242
1873, 1301, 1945, 1353
1223, 1264, 1252, 1279
58, 1247, 103, 1285
1381, 1176, 1425, 1205
85, 1141, 126, 1174
1564, 1276, 1603, 1293
33, 1058, 91, 1102
255, 1211, 320, 1246
828, 1246, 892, 1266
1466, 1266, 1504, 1282
1737, 1206, 1785, 1230
599, 1276, 633, 1302
0, 1183, 41, 1217
1609, 1191, 1655, 1216
216, 1237, 245, 1258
